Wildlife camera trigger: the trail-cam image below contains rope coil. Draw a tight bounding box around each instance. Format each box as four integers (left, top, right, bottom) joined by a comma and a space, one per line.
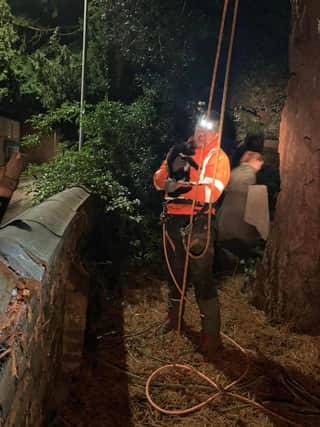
145, 333, 302, 426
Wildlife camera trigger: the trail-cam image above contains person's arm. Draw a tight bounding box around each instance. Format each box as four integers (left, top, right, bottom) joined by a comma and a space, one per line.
153, 159, 168, 191
207, 150, 231, 201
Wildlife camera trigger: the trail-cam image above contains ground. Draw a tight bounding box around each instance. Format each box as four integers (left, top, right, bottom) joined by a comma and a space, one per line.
56, 271, 320, 427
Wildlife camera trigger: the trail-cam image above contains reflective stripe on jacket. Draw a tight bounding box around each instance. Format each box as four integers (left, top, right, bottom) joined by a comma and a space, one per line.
153, 136, 230, 215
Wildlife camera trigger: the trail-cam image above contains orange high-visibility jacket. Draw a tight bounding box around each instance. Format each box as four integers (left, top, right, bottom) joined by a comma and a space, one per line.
153, 135, 230, 215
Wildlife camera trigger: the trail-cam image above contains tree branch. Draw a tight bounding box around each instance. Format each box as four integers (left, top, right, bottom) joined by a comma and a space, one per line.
14, 21, 80, 36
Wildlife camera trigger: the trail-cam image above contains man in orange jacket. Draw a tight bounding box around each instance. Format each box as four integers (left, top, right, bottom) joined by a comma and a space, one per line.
153, 114, 230, 357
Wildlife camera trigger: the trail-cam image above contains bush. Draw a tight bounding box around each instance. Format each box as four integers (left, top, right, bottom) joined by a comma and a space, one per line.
29, 146, 141, 221
27, 90, 168, 269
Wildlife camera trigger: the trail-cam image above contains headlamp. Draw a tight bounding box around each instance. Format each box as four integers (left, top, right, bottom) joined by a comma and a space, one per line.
197, 115, 216, 131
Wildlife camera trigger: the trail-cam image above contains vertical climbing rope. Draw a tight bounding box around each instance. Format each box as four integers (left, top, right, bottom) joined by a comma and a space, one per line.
206, 0, 229, 119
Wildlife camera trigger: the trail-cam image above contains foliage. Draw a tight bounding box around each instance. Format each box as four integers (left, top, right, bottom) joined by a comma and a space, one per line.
14, 32, 81, 110
8, 0, 80, 26
103, 0, 199, 70
229, 0, 290, 141
27, 101, 79, 132
27, 91, 167, 272
29, 92, 162, 212
0, 0, 18, 101
81, 92, 170, 200
230, 65, 288, 141
21, 133, 41, 148
20, 102, 79, 148
85, 0, 110, 101
87, 0, 212, 107
29, 145, 141, 220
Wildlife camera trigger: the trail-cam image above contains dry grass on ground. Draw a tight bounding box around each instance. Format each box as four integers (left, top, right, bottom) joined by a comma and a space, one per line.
60, 273, 320, 427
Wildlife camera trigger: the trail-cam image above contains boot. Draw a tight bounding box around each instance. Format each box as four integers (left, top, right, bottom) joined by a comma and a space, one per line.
158, 298, 185, 335
198, 297, 223, 360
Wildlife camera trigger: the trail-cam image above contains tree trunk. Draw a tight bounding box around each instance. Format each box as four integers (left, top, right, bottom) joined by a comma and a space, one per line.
251, 0, 320, 333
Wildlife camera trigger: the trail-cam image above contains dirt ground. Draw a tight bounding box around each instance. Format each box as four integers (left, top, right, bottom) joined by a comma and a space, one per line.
58, 272, 320, 427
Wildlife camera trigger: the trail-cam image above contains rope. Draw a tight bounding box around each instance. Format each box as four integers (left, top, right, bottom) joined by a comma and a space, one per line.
145, 333, 302, 426
206, 0, 229, 119
162, 223, 184, 300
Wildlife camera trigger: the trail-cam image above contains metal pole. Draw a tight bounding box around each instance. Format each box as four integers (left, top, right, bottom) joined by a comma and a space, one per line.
78, 0, 88, 151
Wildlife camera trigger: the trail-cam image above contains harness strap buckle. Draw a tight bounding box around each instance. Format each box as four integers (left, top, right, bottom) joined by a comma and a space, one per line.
160, 201, 168, 224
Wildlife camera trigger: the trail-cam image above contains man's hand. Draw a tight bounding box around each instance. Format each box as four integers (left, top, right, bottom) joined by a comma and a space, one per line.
164, 178, 193, 197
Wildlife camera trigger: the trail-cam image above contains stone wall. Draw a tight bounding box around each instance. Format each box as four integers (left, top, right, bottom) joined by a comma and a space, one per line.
0, 187, 92, 427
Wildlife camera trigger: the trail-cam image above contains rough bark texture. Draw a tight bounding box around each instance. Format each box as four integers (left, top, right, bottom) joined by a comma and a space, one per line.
251, 0, 320, 333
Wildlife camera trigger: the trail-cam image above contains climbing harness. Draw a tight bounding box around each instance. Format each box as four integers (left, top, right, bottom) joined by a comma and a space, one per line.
146, 1, 301, 425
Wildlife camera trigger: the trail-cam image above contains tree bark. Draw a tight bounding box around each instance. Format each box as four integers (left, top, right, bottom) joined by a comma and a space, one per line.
251, 0, 320, 333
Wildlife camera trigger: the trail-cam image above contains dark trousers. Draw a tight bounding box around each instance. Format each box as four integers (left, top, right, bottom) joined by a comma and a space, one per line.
164, 214, 217, 305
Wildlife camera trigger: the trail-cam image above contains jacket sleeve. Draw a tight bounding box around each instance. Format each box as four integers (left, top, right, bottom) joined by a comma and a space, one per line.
153, 159, 168, 191
207, 150, 230, 201
186, 150, 230, 203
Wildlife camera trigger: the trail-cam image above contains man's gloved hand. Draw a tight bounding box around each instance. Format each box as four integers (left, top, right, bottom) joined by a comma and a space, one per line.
164, 177, 192, 197
164, 177, 179, 194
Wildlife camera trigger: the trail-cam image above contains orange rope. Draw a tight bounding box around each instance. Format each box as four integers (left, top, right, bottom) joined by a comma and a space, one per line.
217, 0, 239, 151
206, 0, 229, 119
145, 332, 302, 426
162, 223, 183, 299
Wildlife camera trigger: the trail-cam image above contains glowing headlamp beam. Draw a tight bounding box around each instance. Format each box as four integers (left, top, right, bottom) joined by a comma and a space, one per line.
198, 118, 214, 130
